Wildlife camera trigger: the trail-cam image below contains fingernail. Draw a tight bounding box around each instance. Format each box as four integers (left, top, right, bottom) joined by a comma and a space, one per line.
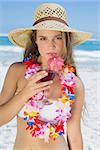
50, 80, 53, 83
45, 72, 48, 75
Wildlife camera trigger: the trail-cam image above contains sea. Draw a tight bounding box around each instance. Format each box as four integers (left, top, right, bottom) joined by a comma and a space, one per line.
0, 35, 100, 69
0, 35, 100, 150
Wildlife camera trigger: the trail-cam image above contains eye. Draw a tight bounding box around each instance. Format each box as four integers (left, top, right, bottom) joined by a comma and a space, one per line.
40, 37, 47, 41
56, 36, 62, 40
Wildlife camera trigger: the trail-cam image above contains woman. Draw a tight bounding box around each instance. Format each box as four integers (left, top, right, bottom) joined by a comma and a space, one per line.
0, 3, 92, 150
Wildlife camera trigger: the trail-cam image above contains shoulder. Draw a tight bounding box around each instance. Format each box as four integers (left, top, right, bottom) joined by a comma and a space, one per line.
8, 61, 26, 72
73, 76, 85, 108
7, 61, 26, 79
9, 61, 25, 70
0, 62, 26, 105
74, 76, 85, 95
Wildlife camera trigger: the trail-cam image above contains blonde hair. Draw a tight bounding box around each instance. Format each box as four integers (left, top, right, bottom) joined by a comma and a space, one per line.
60, 32, 75, 66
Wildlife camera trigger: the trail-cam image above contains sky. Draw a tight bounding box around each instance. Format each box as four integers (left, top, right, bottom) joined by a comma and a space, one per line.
0, 0, 100, 39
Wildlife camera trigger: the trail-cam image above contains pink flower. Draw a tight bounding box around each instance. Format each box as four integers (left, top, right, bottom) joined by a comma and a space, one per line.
25, 63, 41, 79
48, 53, 64, 72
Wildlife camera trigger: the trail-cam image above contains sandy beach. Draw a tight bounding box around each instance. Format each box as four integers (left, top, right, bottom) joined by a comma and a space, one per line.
0, 47, 100, 150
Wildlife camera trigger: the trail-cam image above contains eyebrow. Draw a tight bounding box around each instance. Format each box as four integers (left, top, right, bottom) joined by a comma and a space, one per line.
38, 34, 62, 38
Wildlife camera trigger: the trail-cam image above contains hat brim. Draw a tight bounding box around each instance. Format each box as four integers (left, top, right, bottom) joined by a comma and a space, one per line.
8, 21, 92, 48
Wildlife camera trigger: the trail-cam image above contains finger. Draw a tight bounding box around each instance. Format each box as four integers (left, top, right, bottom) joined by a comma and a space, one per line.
28, 71, 48, 82
34, 85, 50, 95
35, 80, 53, 89
34, 72, 48, 83
27, 70, 46, 80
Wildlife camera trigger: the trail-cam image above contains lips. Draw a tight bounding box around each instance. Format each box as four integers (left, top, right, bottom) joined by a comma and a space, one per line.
47, 52, 57, 55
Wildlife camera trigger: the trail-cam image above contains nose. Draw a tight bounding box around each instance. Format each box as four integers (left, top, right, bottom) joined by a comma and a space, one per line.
48, 39, 55, 49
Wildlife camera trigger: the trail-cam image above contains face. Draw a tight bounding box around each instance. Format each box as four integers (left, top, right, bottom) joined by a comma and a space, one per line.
36, 30, 65, 60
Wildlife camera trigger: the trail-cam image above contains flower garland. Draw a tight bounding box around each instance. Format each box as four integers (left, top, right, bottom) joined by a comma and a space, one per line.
19, 56, 76, 143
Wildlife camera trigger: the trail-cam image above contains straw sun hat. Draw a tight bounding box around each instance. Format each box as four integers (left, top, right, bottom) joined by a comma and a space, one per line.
8, 3, 92, 48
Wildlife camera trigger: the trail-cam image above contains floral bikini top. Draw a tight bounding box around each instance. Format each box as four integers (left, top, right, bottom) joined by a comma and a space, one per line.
18, 56, 77, 143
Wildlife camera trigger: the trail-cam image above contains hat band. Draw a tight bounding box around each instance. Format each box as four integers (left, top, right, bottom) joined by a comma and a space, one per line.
33, 16, 69, 26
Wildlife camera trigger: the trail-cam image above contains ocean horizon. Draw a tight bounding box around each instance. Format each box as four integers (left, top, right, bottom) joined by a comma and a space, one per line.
0, 35, 100, 50
0, 35, 100, 70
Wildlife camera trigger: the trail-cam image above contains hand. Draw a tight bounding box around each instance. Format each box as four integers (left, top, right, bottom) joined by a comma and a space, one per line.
20, 71, 53, 102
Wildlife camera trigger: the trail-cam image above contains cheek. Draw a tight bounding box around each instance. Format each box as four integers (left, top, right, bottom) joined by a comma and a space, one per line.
59, 40, 64, 47
37, 43, 47, 55
56, 41, 64, 52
